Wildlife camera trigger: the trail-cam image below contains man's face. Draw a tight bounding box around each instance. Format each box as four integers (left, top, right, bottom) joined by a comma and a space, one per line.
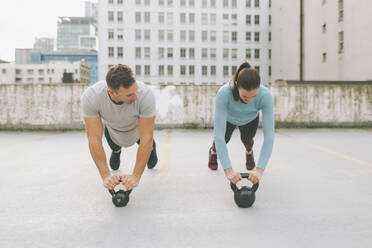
108, 82, 139, 104
238, 87, 259, 104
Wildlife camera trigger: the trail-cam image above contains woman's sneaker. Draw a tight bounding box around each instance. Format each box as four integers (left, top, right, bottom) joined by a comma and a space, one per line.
246, 151, 255, 170
208, 147, 218, 170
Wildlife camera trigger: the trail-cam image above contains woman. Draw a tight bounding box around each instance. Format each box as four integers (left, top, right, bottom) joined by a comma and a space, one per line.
208, 62, 274, 185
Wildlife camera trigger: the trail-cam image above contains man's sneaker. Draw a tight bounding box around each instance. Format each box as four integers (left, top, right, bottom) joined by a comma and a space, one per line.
246, 151, 255, 170
208, 147, 218, 170
147, 142, 158, 169
109, 150, 121, 170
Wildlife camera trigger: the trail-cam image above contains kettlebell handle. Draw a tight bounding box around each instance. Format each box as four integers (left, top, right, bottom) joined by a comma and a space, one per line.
230, 173, 259, 193
108, 179, 132, 196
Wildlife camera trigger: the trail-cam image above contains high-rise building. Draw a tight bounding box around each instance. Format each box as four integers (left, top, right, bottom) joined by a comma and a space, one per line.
15, 48, 33, 64
98, 0, 272, 84
57, 16, 97, 51
33, 37, 54, 52
272, 0, 372, 81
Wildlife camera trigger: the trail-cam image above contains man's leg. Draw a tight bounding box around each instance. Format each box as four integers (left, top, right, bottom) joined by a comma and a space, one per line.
238, 116, 259, 170
136, 139, 158, 169
104, 127, 122, 170
208, 121, 236, 170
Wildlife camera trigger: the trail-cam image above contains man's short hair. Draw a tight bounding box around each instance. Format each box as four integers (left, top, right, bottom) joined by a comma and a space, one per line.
106, 64, 136, 90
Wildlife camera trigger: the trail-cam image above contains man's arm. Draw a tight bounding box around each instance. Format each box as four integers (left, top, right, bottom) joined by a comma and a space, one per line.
84, 117, 120, 189
121, 116, 155, 190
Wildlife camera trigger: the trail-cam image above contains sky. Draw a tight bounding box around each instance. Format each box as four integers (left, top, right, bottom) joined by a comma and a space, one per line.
0, 0, 96, 61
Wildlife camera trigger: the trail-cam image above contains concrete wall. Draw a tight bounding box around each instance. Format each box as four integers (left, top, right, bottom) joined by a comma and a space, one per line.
0, 83, 371, 130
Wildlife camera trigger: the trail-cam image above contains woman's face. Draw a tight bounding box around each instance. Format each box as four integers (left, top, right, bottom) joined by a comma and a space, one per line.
238, 87, 259, 104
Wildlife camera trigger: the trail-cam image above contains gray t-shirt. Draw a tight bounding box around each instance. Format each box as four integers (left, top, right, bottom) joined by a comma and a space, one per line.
81, 80, 156, 147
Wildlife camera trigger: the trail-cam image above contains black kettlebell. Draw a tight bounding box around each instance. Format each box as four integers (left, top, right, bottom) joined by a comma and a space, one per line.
108, 181, 132, 207
230, 173, 259, 208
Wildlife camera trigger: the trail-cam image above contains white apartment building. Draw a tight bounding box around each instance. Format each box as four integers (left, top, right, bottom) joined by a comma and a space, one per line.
0, 61, 90, 84
98, 0, 272, 84
272, 0, 372, 81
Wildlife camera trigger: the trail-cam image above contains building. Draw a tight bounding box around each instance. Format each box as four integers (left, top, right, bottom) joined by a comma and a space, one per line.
33, 37, 55, 52
29, 50, 98, 83
85, 1, 98, 21
98, 0, 272, 84
272, 0, 372, 81
57, 16, 97, 51
15, 48, 33, 64
0, 61, 90, 84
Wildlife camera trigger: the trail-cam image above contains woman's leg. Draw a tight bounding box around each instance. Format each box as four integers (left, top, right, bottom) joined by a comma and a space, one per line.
238, 116, 259, 170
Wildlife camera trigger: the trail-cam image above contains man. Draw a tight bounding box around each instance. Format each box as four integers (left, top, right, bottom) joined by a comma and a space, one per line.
81, 64, 157, 191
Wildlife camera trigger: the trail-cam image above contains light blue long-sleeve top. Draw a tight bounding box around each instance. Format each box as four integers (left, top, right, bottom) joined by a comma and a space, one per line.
214, 83, 275, 170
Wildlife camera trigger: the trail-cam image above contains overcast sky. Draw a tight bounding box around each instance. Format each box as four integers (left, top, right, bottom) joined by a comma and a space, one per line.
0, 0, 96, 61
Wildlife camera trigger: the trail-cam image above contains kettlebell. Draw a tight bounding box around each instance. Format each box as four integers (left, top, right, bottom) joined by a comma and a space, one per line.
108, 180, 132, 207
230, 173, 259, 208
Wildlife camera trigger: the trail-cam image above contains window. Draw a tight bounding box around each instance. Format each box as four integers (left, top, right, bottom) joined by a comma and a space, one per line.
180, 13, 186, 24
158, 65, 164, 76
269, 0, 271, 8
38, 69, 44, 75
339, 31, 344, 53
202, 31, 208, 42
246, 0, 251, 8
167, 0, 173, 7
223, 31, 229, 42
254, 0, 259, 8
159, 0, 164, 6
144, 47, 150, 59
27, 69, 34, 74
232, 0, 237, 8
189, 13, 195, 24
269, 32, 271, 42
210, 48, 216, 59
223, 0, 228, 8
231, 66, 237, 75
117, 0, 123, 4
269, 15, 271, 25
117, 29, 123, 40
232, 31, 237, 42
144, 30, 151, 40
145, 65, 150, 76
167, 12, 173, 25
210, 65, 216, 76
135, 12, 141, 23
167, 65, 173, 76
180, 30, 186, 41
16, 77, 22, 83
158, 48, 165, 58
223, 48, 229, 59
338, 0, 344, 22
167, 47, 173, 58
135, 30, 141, 40
158, 30, 165, 41
223, 14, 229, 25
231, 14, 237, 25
210, 31, 216, 42
254, 15, 259, 25
246, 32, 251, 41
246, 15, 251, 24
255, 65, 260, 72
202, 0, 207, 8
189, 48, 195, 58
117, 47, 123, 57
16, 69, 21, 74
167, 30, 173, 41
189, 0, 194, 7
202, 66, 208, 76
27, 78, 34, 83
159, 12, 165, 24
254, 49, 260, 59
232, 48, 237, 59
210, 14, 216, 25
189, 65, 195, 75
180, 48, 186, 58
246, 48, 252, 59
189, 30, 195, 41
108, 47, 114, 57
2, 68, 6, 74
322, 52, 327, 62
144, 12, 150, 23
254, 32, 260, 42
180, 0, 186, 7
180, 65, 186, 75
144, 0, 150, 5
136, 0, 141, 5
108, 30, 114, 40
210, 0, 216, 8
269, 49, 271, 59
322, 24, 327, 33
202, 13, 208, 25
136, 47, 141, 58
269, 66, 271, 76
223, 66, 229, 76
202, 48, 208, 59
136, 65, 141, 76
108, 11, 114, 22
117, 11, 123, 22
109, 0, 113, 4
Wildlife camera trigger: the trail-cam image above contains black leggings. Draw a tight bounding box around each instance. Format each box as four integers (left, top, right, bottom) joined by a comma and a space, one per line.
212, 116, 259, 152
104, 126, 156, 152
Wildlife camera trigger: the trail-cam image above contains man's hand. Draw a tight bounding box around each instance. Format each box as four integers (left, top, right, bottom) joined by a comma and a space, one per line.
248, 168, 264, 185
224, 168, 242, 184
103, 175, 121, 190
121, 174, 140, 191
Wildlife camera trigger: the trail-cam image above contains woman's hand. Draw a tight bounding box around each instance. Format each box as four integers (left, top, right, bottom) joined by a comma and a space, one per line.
248, 168, 264, 184
224, 168, 242, 184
